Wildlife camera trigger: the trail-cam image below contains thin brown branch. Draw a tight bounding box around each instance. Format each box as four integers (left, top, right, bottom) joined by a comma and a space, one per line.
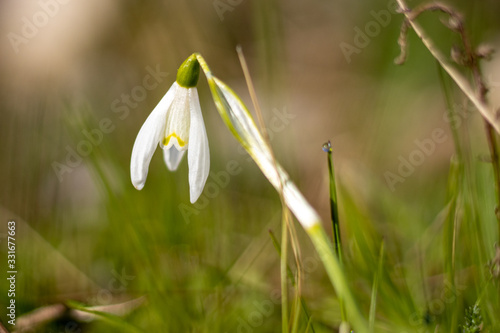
0, 320, 10, 333
69, 296, 146, 322
12, 297, 146, 333
409, 3, 463, 26
395, 0, 500, 229
14, 304, 67, 333
395, 19, 411, 65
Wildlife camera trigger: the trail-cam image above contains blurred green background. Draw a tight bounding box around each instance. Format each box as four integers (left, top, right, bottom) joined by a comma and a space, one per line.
1, 0, 500, 332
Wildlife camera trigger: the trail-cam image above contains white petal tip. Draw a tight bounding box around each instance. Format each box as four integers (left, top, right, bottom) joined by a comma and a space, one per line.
133, 182, 145, 190
163, 146, 186, 172
166, 164, 179, 172
190, 192, 201, 204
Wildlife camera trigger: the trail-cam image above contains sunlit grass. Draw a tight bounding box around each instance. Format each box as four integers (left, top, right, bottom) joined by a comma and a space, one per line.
1, 0, 500, 332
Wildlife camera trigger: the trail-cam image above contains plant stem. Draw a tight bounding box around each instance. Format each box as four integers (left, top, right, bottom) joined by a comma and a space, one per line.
396, 0, 500, 237
281, 207, 289, 333
324, 141, 342, 256
307, 224, 369, 333
323, 141, 347, 322
459, 13, 500, 231
395, 0, 500, 133
484, 123, 500, 226
368, 241, 385, 333
269, 230, 317, 333
196, 51, 367, 333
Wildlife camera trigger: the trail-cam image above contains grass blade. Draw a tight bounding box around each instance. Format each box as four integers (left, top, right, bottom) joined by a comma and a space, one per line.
369, 241, 385, 333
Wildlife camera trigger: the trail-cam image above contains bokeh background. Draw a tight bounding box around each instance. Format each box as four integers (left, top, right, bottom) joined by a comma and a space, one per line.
1, 0, 500, 331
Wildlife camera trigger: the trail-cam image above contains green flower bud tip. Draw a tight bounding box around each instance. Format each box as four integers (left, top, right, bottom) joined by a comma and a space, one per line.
176, 54, 200, 88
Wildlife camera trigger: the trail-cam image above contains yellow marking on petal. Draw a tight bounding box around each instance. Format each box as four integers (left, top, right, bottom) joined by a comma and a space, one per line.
163, 133, 186, 147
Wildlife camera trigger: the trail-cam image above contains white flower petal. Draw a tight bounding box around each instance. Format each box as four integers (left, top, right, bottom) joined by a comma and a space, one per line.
163, 144, 186, 171
130, 82, 177, 190
162, 86, 190, 150
187, 88, 210, 203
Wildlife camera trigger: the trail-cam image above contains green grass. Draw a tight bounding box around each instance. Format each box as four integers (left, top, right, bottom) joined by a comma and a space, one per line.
1, 0, 500, 332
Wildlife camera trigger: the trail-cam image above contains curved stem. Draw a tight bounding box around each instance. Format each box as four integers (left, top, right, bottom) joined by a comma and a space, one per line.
396, 0, 500, 233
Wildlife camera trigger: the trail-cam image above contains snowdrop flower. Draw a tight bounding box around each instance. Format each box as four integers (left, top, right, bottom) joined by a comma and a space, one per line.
131, 54, 210, 203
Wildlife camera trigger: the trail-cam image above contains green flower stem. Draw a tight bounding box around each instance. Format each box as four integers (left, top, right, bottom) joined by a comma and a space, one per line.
306, 224, 368, 332
195, 52, 368, 333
